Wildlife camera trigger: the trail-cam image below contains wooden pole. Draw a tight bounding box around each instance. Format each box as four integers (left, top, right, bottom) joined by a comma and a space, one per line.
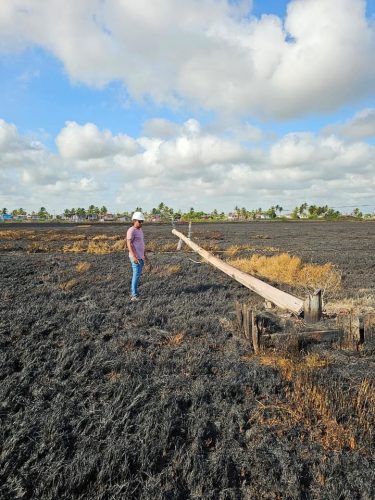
364, 314, 375, 343
304, 289, 322, 323
188, 221, 192, 239
172, 228, 304, 315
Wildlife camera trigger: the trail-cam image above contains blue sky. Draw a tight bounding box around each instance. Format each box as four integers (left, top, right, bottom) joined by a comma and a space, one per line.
0, 0, 374, 214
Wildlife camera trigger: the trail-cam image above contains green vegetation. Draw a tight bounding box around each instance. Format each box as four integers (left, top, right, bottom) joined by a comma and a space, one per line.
1, 202, 374, 222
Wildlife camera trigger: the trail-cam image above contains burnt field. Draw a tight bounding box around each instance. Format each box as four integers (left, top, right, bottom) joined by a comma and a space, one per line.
1, 221, 375, 499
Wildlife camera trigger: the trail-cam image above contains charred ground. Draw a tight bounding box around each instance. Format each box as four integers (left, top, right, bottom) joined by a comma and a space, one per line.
1, 221, 374, 499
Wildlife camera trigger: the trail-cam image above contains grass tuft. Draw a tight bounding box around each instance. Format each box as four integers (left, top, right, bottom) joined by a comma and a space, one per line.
228, 253, 341, 294
165, 332, 185, 347
87, 241, 112, 255
151, 264, 182, 276
59, 278, 79, 290
63, 241, 88, 253
75, 262, 91, 273
26, 242, 49, 253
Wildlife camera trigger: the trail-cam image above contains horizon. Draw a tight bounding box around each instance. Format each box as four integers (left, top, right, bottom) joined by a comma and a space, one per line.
1, 0, 374, 213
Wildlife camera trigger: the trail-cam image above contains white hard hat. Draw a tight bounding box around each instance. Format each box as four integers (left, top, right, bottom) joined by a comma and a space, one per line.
132, 211, 145, 221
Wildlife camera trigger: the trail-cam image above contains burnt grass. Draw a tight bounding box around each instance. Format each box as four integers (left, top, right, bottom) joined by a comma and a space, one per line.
1, 221, 374, 499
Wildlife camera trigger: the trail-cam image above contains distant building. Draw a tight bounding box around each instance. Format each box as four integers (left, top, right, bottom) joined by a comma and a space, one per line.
71, 215, 85, 222
255, 214, 270, 220
101, 213, 114, 222
0, 214, 13, 221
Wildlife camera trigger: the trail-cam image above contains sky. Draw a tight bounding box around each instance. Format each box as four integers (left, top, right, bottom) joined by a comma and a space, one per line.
0, 0, 374, 214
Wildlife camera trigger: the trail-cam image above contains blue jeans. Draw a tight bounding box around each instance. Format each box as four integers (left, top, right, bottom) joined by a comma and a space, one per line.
130, 257, 144, 297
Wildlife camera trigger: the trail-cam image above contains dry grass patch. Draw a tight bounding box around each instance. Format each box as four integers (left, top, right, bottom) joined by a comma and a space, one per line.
63, 241, 88, 253
0, 230, 36, 240
112, 239, 127, 251
0, 230, 21, 239
146, 240, 180, 252
59, 278, 79, 290
92, 234, 120, 241
201, 242, 220, 252
229, 253, 341, 295
225, 245, 243, 257
106, 371, 121, 383
75, 261, 91, 273
258, 353, 358, 450
0, 242, 20, 252
160, 243, 179, 252
165, 332, 185, 347
225, 244, 280, 256
325, 294, 375, 316
63, 239, 126, 254
87, 241, 112, 255
69, 234, 87, 241
26, 242, 49, 253
41, 232, 87, 242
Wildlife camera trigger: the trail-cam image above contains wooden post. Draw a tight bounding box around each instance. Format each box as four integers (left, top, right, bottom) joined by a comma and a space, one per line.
304, 289, 322, 323
188, 221, 192, 239
172, 229, 304, 315
364, 314, 375, 344
235, 301, 244, 331
252, 311, 260, 354
176, 239, 183, 251
243, 305, 252, 340
235, 302, 253, 341
337, 313, 360, 349
264, 329, 342, 344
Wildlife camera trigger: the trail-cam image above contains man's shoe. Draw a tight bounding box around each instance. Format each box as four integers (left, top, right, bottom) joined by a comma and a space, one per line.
130, 296, 140, 302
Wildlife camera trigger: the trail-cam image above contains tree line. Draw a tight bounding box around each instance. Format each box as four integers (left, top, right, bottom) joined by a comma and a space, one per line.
1, 202, 371, 221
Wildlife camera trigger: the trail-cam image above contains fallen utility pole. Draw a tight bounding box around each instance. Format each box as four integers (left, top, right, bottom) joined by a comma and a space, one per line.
172, 229, 304, 315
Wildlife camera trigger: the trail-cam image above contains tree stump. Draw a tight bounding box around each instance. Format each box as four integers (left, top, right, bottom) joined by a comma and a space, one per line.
364, 314, 375, 344
304, 289, 322, 323
337, 312, 361, 349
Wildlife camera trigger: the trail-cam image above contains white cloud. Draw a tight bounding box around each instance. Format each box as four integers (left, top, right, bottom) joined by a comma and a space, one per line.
0, 0, 373, 118
270, 133, 373, 173
0, 118, 50, 169
1, 116, 374, 212
323, 108, 375, 140
56, 121, 139, 160
0, 118, 111, 210
43, 177, 101, 194
142, 118, 181, 139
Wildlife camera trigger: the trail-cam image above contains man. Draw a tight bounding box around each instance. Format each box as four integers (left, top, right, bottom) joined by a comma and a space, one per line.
126, 211, 148, 301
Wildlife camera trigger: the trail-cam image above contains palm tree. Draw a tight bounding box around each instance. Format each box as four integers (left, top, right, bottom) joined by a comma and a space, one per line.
38, 207, 49, 219
275, 204, 283, 215
299, 202, 308, 215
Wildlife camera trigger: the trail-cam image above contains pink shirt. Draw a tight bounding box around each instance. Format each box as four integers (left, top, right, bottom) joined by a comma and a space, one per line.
126, 226, 145, 260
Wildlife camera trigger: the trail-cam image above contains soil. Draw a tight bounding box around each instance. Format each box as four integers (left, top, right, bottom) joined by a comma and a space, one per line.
1, 221, 374, 499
